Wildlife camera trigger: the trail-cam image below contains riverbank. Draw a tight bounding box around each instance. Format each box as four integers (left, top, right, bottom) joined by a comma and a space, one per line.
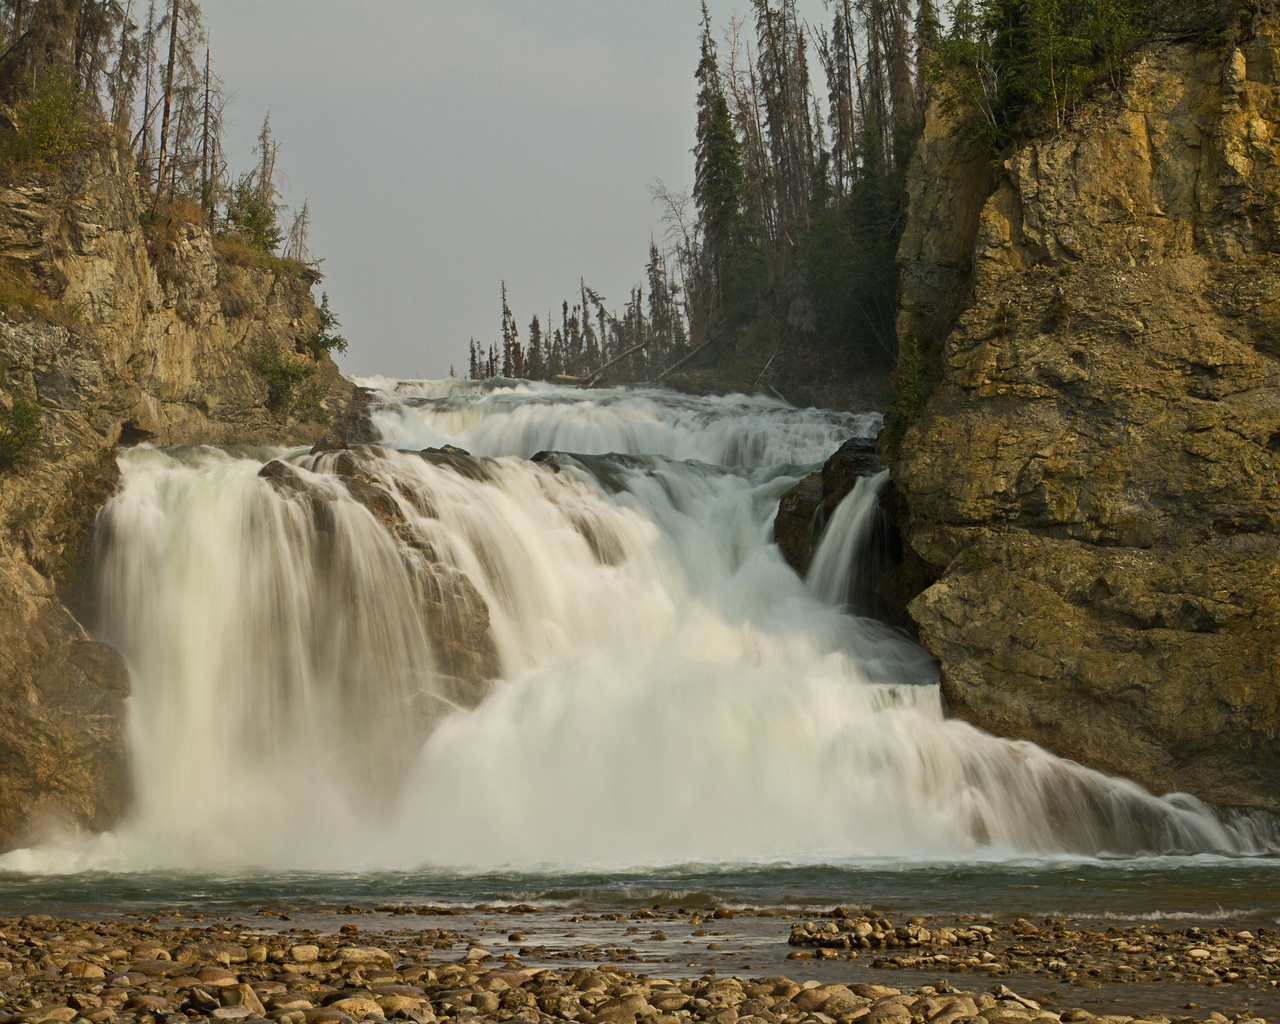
0, 906, 1274, 1024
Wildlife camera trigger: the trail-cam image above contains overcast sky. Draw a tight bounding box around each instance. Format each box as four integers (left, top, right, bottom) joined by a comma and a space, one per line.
201, 1, 827, 378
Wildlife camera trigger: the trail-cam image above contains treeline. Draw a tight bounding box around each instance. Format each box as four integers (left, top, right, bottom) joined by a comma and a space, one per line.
466, 0, 1148, 392
677, 0, 927, 373
467, 0, 928, 387
0, 0, 312, 261
468, 251, 688, 384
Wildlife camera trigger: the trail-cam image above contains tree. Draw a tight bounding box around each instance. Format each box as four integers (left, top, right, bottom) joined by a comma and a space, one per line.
694, 2, 756, 323
283, 198, 310, 261
306, 293, 346, 357
153, 0, 179, 193
526, 314, 545, 380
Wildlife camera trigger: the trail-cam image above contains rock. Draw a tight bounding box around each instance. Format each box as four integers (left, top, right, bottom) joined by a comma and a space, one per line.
890, 26, 1280, 813
221, 984, 267, 1016
197, 966, 242, 984
337, 947, 393, 966
329, 998, 383, 1022
375, 996, 420, 1018
290, 946, 320, 965
774, 438, 884, 576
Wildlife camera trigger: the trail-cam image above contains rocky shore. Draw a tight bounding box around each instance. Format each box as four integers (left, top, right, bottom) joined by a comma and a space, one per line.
0, 909, 1273, 1024
784, 911, 1279, 991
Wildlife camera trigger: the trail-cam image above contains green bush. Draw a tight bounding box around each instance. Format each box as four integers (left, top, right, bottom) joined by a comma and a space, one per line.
0, 394, 43, 468
306, 292, 347, 357
257, 342, 313, 412
224, 173, 284, 253
3, 64, 89, 166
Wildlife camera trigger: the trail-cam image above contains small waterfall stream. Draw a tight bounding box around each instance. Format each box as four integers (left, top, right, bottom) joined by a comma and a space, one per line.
26, 381, 1280, 871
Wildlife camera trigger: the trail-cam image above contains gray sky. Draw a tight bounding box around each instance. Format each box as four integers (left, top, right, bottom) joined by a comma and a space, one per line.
201, 1, 827, 378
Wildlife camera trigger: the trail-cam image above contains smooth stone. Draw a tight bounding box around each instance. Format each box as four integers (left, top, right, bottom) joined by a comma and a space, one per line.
338, 949, 393, 966
329, 998, 383, 1022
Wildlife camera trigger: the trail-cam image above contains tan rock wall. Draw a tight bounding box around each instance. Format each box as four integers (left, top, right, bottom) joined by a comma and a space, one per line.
893, 30, 1280, 812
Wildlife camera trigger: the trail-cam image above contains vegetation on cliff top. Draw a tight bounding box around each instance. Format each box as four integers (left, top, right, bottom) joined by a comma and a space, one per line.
0, 0, 343, 424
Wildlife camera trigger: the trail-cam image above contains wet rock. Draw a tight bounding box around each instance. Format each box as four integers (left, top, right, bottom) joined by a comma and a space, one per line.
774, 437, 883, 576
221, 984, 267, 1016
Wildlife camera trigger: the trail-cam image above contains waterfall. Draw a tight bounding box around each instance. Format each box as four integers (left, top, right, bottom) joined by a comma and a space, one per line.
806, 469, 890, 608
50, 383, 1280, 871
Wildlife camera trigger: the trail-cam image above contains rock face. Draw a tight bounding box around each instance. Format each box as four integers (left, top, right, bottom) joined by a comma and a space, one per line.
892, 24, 1280, 812
0, 142, 363, 850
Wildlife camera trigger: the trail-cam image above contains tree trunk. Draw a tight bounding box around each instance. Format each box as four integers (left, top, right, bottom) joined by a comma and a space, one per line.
201, 46, 210, 216
154, 0, 179, 198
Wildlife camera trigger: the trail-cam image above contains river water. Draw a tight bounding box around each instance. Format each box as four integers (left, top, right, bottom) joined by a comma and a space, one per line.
1, 379, 1277, 923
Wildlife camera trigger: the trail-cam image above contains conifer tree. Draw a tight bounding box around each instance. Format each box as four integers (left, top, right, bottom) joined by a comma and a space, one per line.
526, 314, 545, 380
694, 2, 754, 323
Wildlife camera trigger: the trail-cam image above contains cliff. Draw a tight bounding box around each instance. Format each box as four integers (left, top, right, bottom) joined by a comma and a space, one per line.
0, 140, 360, 850
891, 21, 1280, 812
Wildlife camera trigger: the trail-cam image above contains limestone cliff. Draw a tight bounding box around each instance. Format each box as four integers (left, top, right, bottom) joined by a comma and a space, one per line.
0, 141, 361, 850
892, 22, 1280, 812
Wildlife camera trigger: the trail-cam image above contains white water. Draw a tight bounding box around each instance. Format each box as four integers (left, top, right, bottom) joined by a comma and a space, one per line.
17, 381, 1280, 873
352, 376, 879, 466
807, 469, 891, 606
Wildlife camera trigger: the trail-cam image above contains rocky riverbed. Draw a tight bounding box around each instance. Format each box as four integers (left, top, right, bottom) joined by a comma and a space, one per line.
0, 907, 1274, 1024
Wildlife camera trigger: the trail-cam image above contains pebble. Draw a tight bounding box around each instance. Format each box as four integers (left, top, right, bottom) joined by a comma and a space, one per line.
0, 910, 1270, 1024
787, 911, 1280, 992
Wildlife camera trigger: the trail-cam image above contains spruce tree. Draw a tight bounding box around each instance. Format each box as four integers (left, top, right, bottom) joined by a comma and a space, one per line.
694, 2, 754, 321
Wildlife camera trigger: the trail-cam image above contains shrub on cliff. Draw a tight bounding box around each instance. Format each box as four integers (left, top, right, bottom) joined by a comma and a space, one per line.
306, 293, 347, 358
0, 394, 43, 469
257, 341, 326, 420
929, 0, 1145, 149
0, 63, 89, 168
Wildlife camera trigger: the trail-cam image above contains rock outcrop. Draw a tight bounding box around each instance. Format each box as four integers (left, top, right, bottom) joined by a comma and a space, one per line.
259, 445, 500, 706
891, 23, 1280, 812
0, 142, 363, 850
773, 437, 882, 576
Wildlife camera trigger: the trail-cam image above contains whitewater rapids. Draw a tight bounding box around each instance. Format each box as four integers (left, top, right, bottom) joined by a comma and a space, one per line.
30, 380, 1280, 871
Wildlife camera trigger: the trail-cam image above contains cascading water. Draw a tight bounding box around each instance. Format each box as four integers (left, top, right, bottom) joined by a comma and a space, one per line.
29, 381, 1280, 872
806, 469, 891, 608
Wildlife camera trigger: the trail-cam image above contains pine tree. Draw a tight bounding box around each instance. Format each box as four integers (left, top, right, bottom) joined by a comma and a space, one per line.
694, 2, 755, 322
526, 314, 545, 380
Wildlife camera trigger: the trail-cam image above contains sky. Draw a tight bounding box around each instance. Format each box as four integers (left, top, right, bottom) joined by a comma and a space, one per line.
200, 1, 829, 378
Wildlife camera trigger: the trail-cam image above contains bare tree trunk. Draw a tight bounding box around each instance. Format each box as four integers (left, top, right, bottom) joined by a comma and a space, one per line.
200, 46, 210, 216
154, 0, 179, 197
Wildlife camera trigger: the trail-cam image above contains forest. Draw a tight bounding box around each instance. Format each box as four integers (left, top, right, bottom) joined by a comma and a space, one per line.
470, 0, 1148, 395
